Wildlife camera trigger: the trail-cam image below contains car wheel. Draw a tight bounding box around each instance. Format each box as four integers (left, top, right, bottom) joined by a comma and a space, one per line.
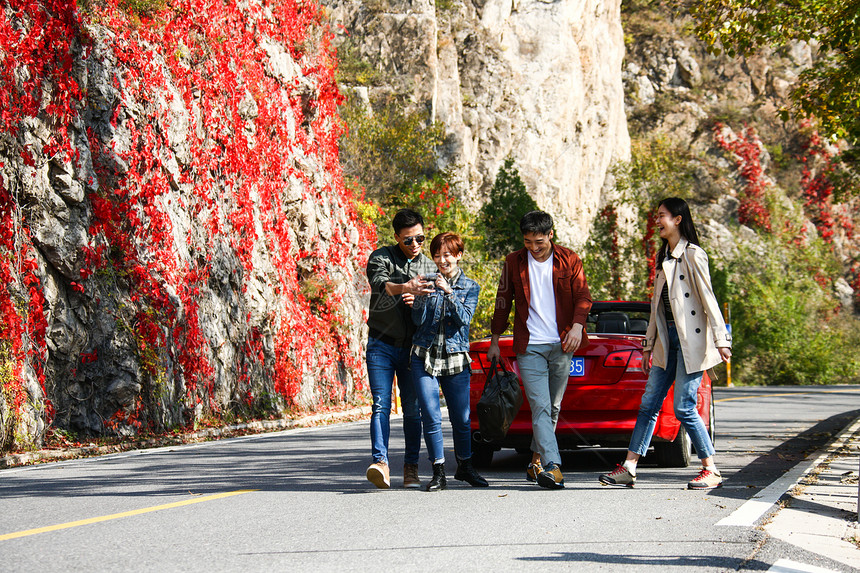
653, 427, 691, 468
471, 442, 494, 468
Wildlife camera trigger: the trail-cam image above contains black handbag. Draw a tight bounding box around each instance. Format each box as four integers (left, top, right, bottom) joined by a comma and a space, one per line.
476, 358, 523, 442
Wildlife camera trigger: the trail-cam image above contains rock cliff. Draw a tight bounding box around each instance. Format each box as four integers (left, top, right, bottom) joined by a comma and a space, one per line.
326, 0, 630, 243
0, 0, 374, 451
620, 3, 859, 308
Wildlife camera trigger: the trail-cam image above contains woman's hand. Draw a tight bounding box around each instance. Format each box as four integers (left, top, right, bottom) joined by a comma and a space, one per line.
719, 347, 732, 362
435, 275, 452, 294
642, 350, 652, 376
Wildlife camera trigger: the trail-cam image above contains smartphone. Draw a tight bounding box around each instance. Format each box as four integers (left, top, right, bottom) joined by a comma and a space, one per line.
423, 273, 438, 282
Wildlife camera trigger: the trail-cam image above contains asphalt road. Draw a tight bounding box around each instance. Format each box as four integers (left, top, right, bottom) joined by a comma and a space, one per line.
1, 385, 859, 572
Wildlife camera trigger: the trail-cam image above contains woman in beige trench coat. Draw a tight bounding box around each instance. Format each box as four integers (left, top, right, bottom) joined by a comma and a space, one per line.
599, 197, 732, 490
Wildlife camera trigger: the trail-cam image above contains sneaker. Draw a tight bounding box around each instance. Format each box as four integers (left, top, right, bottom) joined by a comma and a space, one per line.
599, 464, 636, 487
688, 468, 722, 490
366, 461, 390, 489
537, 462, 565, 489
526, 461, 544, 483
403, 463, 421, 489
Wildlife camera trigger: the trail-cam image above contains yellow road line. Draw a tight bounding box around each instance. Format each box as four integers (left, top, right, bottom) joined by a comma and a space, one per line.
715, 388, 860, 403
0, 489, 256, 542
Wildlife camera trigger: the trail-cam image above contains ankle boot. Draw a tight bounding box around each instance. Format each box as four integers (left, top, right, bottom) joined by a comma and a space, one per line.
455, 457, 489, 487
426, 462, 447, 491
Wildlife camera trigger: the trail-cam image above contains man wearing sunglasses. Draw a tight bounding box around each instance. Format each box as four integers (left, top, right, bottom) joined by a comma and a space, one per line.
365, 209, 437, 489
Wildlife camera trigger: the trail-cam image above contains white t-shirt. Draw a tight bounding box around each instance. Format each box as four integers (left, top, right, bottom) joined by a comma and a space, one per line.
526, 251, 559, 344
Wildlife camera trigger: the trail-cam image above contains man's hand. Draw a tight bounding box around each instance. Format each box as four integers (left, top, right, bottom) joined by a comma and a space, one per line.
486, 337, 501, 364
409, 275, 436, 295
642, 349, 652, 376
402, 293, 415, 307
562, 323, 583, 353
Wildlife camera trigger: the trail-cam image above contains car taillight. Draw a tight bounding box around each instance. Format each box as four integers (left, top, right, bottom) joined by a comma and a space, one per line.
604, 350, 645, 373
627, 350, 643, 371
603, 350, 632, 368
469, 353, 485, 374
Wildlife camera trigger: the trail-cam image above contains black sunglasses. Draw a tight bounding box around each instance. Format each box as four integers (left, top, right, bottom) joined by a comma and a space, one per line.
402, 234, 425, 246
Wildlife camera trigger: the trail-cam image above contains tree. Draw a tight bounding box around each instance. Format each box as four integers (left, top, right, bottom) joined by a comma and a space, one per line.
692, 0, 860, 188
479, 159, 539, 258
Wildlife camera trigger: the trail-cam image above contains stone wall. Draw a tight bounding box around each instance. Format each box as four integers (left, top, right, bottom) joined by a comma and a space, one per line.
0, 0, 374, 451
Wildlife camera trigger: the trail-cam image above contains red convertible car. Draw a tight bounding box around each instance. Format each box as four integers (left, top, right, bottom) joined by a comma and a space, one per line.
468, 301, 714, 468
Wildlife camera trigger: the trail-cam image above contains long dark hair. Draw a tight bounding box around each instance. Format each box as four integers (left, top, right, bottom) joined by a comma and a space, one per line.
656, 197, 700, 265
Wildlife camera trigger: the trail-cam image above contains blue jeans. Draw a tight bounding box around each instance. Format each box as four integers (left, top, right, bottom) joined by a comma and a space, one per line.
366, 337, 422, 465
411, 355, 472, 463
517, 343, 572, 467
629, 324, 715, 460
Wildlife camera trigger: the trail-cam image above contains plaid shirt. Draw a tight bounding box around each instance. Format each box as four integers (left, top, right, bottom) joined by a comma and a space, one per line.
412, 271, 471, 377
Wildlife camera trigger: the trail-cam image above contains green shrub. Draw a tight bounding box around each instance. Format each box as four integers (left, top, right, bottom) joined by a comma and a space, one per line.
336, 40, 382, 87
339, 93, 446, 203
479, 159, 538, 258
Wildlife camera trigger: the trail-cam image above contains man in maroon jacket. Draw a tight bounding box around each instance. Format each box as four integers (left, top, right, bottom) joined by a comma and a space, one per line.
487, 210, 592, 489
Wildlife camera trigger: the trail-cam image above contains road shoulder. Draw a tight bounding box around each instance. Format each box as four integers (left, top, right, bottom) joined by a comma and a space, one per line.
764, 416, 860, 570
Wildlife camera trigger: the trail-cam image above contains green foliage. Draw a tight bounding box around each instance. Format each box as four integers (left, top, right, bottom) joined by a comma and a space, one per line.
585, 133, 860, 385
335, 40, 382, 87
584, 136, 713, 301
339, 93, 447, 202
624, 136, 702, 202
716, 237, 860, 385
691, 0, 860, 184
434, 0, 456, 13
121, 0, 166, 17
479, 159, 539, 258
583, 205, 653, 303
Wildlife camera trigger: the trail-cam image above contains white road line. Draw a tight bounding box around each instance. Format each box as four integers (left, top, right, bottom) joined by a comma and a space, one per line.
768, 558, 840, 573
718, 416, 860, 527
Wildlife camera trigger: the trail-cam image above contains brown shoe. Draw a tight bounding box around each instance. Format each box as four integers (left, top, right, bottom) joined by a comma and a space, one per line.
366, 461, 390, 489
526, 461, 543, 483
537, 462, 565, 489
403, 463, 421, 489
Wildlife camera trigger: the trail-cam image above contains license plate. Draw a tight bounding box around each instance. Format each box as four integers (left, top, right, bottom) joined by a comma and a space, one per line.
569, 356, 585, 377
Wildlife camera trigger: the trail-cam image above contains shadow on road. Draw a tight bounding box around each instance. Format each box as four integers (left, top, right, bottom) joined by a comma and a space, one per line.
709, 408, 860, 501
2, 407, 857, 501
516, 550, 770, 570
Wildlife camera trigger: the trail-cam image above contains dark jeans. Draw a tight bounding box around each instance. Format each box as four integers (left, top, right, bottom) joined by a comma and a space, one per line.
411, 355, 472, 463
366, 337, 422, 465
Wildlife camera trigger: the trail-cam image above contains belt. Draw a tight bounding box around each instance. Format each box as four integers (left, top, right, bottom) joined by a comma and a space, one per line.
369, 328, 411, 348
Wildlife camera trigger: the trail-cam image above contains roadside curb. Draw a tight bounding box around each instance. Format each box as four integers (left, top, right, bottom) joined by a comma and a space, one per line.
718, 414, 860, 528
763, 414, 860, 570
0, 405, 372, 470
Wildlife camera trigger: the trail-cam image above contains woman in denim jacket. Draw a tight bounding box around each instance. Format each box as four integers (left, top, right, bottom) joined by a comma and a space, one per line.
411, 232, 488, 491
